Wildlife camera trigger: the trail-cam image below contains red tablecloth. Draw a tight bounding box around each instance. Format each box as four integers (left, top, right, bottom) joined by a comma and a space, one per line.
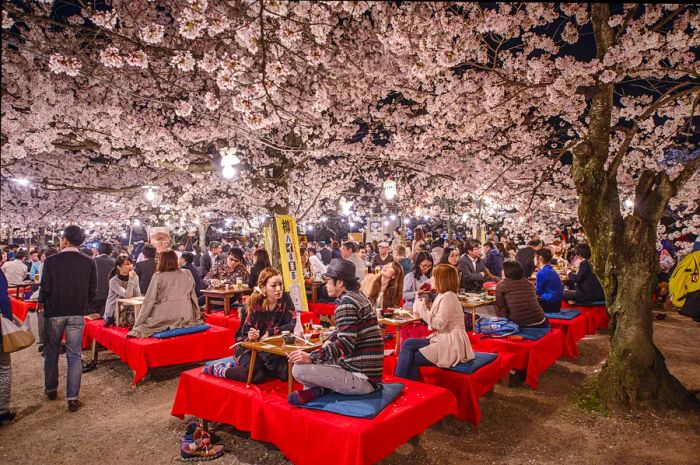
561, 301, 609, 333
309, 302, 336, 316
171, 368, 456, 465
203, 312, 241, 332
382, 353, 510, 425
84, 320, 233, 385
10, 297, 35, 322
548, 315, 588, 359
468, 329, 564, 389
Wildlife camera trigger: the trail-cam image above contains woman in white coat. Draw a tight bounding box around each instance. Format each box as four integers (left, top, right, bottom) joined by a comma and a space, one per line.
394, 264, 474, 380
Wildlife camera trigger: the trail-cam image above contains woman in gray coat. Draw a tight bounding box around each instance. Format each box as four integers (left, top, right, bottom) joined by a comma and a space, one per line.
127, 250, 202, 338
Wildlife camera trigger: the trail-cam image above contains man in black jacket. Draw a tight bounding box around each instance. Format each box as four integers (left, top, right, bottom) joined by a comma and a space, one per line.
458, 239, 487, 292
564, 244, 605, 304
199, 241, 222, 278
92, 242, 115, 316
38, 225, 96, 412
135, 244, 157, 294
515, 239, 543, 279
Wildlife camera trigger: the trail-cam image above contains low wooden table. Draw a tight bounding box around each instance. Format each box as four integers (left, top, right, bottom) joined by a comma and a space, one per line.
202, 287, 253, 316
115, 296, 145, 327
378, 313, 422, 356
241, 336, 322, 393
460, 299, 497, 334
7, 281, 32, 299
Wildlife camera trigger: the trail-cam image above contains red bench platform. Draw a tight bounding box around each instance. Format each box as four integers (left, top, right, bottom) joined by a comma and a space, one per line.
548, 315, 588, 359
84, 320, 233, 385
171, 367, 457, 465
561, 301, 609, 333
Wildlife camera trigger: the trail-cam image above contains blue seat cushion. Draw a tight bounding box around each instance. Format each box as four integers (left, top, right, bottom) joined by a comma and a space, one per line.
545, 310, 581, 320
205, 356, 235, 366
447, 352, 498, 374
491, 327, 551, 340
580, 300, 606, 306
151, 324, 210, 339
298, 383, 404, 419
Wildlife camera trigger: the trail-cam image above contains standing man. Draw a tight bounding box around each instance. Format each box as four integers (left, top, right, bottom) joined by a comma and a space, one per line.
92, 242, 115, 316
458, 239, 487, 292
340, 242, 366, 281
287, 259, 383, 404
515, 239, 543, 279
200, 241, 222, 278
38, 225, 96, 412
135, 244, 157, 295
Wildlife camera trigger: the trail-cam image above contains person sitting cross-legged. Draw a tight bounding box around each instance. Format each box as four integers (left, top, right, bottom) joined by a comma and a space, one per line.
204, 268, 296, 383
287, 259, 384, 405
535, 248, 563, 313
394, 264, 475, 381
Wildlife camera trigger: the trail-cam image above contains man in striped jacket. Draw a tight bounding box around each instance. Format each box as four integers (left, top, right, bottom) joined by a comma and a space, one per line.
288, 259, 384, 405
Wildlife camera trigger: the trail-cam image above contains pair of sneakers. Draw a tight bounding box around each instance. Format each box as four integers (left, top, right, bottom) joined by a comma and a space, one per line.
180, 422, 224, 462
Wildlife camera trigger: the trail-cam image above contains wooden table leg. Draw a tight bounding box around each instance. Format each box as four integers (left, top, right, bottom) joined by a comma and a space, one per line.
312, 285, 318, 303
288, 362, 294, 394
246, 350, 257, 387
204, 296, 211, 313
395, 325, 402, 356
472, 308, 477, 335
223, 297, 230, 317
114, 302, 121, 327
91, 340, 99, 364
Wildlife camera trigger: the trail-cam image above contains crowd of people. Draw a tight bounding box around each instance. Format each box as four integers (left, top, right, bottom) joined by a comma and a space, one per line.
1, 222, 698, 425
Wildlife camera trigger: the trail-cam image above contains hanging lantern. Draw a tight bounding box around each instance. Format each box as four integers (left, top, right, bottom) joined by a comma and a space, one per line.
383, 179, 397, 200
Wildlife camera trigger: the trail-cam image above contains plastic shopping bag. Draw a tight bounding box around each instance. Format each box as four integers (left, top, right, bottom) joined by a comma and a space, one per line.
1, 315, 36, 353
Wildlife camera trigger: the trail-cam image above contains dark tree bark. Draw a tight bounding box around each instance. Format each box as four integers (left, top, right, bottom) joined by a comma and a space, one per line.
570, 4, 698, 410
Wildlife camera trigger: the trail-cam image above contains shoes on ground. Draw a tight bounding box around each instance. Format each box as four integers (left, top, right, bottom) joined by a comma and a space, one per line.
67, 400, 81, 413
46, 391, 57, 401
81, 359, 97, 373
0, 410, 17, 424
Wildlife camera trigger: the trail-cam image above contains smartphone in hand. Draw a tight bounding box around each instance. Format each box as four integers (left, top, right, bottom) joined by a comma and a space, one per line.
419, 282, 432, 293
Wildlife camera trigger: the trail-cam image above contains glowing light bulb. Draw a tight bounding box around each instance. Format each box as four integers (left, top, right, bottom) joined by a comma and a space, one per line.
349, 222, 355, 227
389, 214, 396, 221
307, 225, 314, 231
222, 164, 236, 179
12, 178, 30, 187
624, 198, 634, 208
145, 188, 156, 201
133, 219, 141, 227
383, 220, 389, 226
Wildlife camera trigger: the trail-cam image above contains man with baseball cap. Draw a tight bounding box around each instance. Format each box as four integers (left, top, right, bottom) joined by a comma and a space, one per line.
371, 241, 394, 269
287, 259, 383, 404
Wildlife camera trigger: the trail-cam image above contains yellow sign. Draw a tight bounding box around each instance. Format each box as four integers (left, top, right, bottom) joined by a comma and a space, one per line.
274, 215, 309, 312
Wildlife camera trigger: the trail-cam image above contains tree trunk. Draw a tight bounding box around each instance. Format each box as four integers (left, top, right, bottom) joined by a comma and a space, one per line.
596, 222, 695, 409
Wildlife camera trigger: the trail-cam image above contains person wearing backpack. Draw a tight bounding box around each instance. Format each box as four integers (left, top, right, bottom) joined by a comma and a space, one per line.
671, 244, 700, 323
495, 260, 549, 328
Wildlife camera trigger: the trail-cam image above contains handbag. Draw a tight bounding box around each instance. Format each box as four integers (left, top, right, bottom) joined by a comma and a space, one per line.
117, 305, 136, 328
1, 315, 36, 353
475, 317, 519, 337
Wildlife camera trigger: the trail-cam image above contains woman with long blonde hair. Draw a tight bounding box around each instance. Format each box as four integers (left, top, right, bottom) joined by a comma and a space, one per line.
366, 261, 404, 308
203, 267, 296, 383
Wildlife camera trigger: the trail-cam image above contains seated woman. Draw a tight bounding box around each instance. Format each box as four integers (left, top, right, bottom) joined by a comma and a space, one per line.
247, 249, 271, 289
563, 244, 605, 304
535, 249, 563, 313
495, 261, 549, 328
127, 250, 202, 338
204, 268, 295, 383
395, 264, 475, 380
365, 261, 404, 309
403, 251, 433, 310
104, 256, 141, 327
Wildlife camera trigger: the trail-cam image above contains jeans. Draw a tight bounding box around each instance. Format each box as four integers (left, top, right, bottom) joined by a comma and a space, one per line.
394, 338, 434, 381
44, 316, 84, 400
292, 364, 375, 396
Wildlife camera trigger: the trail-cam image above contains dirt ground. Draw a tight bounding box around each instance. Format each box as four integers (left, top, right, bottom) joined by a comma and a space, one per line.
1, 312, 698, 465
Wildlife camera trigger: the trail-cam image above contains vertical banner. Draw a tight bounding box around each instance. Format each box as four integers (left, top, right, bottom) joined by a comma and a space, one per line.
263, 225, 273, 256
274, 215, 309, 312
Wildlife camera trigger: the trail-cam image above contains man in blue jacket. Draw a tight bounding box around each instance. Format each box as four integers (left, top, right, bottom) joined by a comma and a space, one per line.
535, 249, 563, 312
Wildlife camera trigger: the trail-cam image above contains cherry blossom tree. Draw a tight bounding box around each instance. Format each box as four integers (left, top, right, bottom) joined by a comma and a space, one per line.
2, 2, 698, 409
